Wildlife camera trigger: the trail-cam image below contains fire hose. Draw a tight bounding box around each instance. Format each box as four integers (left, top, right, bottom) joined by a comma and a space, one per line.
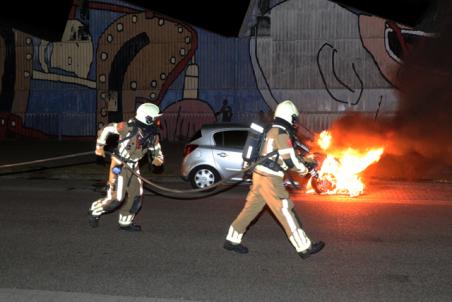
0, 150, 284, 199
0, 151, 93, 169
105, 151, 281, 199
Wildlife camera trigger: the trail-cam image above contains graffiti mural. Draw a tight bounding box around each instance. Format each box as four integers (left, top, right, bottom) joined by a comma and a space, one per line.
0, 0, 431, 141
244, 0, 398, 113
0, 0, 267, 141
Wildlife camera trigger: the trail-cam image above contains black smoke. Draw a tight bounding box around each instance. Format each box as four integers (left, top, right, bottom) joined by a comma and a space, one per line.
326, 0, 452, 180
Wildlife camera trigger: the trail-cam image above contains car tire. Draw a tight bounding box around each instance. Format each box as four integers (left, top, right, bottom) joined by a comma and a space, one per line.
189, 165, 221, 190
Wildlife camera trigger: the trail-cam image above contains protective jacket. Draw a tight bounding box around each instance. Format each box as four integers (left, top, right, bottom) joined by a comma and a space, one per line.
255, 118, 308, 178
97, 119, 163, 166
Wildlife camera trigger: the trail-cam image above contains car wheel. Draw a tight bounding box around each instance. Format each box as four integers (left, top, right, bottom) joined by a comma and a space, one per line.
189, 165, 221, 189
310, 173, 336, 194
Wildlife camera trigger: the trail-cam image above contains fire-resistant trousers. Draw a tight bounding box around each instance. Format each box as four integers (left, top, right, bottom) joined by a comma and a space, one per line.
89, 159, 143, 226
226, 172, 312, 252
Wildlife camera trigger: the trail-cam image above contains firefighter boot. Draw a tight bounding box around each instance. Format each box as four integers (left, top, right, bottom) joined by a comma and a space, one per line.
119, 224, 142, 232
223, 240, 249, 254
89, 215, 100, 228
298, 241, 325, 259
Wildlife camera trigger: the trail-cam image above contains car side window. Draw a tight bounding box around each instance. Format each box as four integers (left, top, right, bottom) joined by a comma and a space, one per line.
213, 132, 224, 146
214, 130, 248, 149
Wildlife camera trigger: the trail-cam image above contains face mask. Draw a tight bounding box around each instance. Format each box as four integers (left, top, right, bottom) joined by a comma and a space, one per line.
133, 118, 159, 147
291, 114, 300, 129
140, 124, 160, 148
145, 115, 154, 125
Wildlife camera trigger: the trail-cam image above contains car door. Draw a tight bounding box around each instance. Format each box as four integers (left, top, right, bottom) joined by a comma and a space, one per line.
212, 129, 248, 180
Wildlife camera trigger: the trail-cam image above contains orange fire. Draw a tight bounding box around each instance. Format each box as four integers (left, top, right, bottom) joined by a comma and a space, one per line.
307, 131, 384, 197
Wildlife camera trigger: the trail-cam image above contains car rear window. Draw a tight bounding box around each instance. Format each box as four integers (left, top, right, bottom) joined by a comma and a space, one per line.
214, 130, 248, 149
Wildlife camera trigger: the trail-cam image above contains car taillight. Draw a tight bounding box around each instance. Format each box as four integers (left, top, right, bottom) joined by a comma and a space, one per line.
183, 144, 198, 157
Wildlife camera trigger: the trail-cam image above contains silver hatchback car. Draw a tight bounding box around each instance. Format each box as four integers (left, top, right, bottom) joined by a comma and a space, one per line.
181, 123, 250, 189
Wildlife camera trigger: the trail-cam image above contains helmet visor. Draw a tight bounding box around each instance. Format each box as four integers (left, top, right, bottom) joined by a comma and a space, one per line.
145, 115, 154, 125
291, 114, 301, 128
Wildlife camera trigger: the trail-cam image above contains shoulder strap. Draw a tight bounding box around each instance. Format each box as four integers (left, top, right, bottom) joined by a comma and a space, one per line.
117, 121, 138, 143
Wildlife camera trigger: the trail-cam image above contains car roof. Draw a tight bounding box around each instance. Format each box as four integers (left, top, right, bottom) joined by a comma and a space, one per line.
201, 123, 249, 130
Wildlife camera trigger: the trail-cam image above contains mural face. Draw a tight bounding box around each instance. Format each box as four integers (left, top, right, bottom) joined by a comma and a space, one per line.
247, 0, 400, 114
0, 0, 432, 141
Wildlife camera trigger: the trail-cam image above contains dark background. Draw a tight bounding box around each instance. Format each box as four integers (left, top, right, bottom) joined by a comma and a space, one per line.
0, 0, 436, 41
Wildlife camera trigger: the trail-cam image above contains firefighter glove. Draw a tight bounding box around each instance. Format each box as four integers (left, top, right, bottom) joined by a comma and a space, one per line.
95, 144, 106, 158
309, 169, 319, 178
152, 157, 164, 167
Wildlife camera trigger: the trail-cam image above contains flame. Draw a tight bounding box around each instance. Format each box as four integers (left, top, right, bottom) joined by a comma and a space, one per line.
307, 131, 384, 197
318, 131, 332, 150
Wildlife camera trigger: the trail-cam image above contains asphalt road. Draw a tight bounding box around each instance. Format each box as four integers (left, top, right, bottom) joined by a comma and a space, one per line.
1, 179, 452, 302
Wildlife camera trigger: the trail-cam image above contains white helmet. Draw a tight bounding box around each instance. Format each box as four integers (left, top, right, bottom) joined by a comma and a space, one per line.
274, 100, 299, 125
135, 103, 161, 125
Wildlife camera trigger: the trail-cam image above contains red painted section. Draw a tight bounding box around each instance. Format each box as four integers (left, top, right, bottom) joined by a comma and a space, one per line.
0, 113, 48, 139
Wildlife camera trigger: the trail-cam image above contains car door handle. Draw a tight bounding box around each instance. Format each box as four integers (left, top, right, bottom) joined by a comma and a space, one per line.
217, 152, 228, 157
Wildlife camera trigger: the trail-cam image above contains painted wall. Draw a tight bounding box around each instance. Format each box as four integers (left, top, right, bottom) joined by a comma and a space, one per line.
0, 0, 428, 141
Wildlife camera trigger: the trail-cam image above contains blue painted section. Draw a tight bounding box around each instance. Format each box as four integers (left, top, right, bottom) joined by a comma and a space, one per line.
196, 28, 268, 114
196, 29, 262, 91
26, 81, 96, 113
160, 28, 267, 115
24, 81, 97, 136
88, 9, 127, 81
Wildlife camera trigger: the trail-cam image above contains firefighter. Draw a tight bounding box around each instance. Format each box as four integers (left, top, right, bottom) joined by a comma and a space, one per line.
88, 103, 164, 231
223, 100, 325, 258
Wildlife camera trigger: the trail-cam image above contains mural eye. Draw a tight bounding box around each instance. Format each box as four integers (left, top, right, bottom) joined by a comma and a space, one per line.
385, 25, 433, 63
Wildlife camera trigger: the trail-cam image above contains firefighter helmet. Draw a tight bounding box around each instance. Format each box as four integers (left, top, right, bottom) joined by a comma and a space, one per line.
135, 103, 161, 125
274, 100, 299, 125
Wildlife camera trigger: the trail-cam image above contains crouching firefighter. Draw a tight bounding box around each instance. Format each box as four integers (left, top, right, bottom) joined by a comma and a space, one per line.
223, 100, 325, 258
89, 103, 164, 231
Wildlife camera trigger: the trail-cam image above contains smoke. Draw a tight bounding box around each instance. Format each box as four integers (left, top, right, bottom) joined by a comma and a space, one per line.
326, 0, 452, 180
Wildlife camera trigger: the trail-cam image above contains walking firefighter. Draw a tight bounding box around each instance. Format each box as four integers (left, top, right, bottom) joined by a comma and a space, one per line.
88, 103, 164, 231
224, 100, 325, 259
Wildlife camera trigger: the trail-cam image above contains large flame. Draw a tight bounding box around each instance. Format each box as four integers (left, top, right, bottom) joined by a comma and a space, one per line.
307, 131, 384, 197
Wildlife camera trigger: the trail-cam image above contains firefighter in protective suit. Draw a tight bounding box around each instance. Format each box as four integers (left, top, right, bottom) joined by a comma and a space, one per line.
88, 103, 164, 231
223, 100, 325, 258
